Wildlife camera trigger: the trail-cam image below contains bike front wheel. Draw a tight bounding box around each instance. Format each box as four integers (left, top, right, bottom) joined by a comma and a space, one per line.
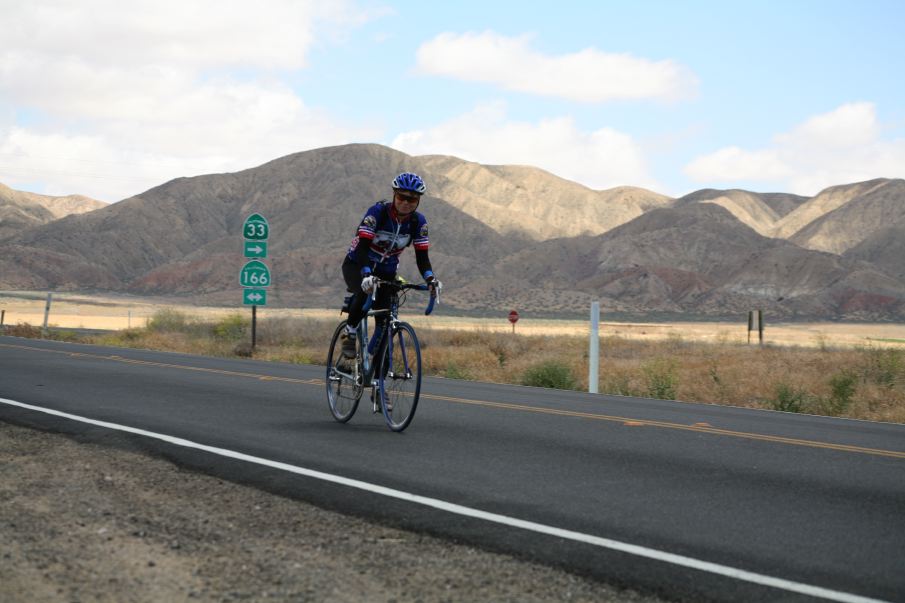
376, 322, 421, 432
325, 321, 362, 423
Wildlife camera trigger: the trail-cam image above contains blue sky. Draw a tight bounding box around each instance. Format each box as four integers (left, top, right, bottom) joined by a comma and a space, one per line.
1, 0, 903, 202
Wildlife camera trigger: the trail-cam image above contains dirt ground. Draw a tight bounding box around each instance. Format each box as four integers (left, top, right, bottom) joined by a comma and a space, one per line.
0, 421, 663, 603
3, 290, 904, 348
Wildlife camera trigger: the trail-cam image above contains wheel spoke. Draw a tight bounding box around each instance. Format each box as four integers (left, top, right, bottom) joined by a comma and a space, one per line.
378, 323, 421, 431
325, 321, 361, 422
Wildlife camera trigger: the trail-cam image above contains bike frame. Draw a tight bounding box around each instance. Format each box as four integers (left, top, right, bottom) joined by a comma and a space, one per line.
326, 277, 436, 430
355, 281, 431, 389
354, 307, 389, 389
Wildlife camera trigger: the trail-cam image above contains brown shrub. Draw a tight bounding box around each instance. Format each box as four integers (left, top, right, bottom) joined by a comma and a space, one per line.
3, 322, 43, 338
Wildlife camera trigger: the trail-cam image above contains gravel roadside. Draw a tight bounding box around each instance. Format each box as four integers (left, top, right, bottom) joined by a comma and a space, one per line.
0, 421, 666, 603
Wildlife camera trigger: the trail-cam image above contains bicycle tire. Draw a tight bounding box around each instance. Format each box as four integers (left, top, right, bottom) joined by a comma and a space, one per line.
325, 321, 362, 422
376, 321, 421, 432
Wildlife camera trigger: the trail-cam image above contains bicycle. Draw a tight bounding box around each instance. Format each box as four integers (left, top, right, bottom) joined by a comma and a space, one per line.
325, 277, 437, 432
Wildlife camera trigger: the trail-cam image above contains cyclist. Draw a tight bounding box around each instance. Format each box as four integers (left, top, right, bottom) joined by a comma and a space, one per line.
341, 172, 442, 359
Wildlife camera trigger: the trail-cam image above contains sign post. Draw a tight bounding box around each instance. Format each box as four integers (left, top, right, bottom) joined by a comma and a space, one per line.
508, 309, 519, 334
758, 309, 764, 346
747, 309, 764, 346
241, 214, 271, 350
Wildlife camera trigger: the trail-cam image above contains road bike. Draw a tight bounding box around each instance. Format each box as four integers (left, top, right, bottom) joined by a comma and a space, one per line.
325, 277, 436, 432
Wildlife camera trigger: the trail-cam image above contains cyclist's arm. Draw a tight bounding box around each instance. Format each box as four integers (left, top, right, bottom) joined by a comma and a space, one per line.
353, 209, 378, 274
354, 236, 372, 273
415, 248, 433, 280
413, 214, 432, 281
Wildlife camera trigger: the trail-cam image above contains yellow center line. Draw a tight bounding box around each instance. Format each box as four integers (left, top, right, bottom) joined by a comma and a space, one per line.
1, 343, 321, 386
4, 342, 904, 459
421, 393, 905, 459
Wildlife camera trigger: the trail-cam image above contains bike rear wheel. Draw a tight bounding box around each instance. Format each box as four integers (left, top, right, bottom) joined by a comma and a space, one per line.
376, 322, 421, 432
325, 321, 362, 422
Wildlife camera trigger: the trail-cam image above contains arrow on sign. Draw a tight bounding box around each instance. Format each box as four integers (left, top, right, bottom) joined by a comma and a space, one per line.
243, 289, 267, 305
244, 241, 268, 258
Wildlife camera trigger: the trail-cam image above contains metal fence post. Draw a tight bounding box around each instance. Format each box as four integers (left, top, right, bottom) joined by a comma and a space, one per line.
42, 292, 53, 336
589, 301, 600, 394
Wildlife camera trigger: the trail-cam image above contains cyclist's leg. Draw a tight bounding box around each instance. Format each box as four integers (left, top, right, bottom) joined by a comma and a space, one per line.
370, 279, 393, 355
341, 259, 368, 358
342, 259, 368, 328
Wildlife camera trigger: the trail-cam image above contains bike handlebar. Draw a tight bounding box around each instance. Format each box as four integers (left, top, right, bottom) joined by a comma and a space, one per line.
362, 278, 438, 315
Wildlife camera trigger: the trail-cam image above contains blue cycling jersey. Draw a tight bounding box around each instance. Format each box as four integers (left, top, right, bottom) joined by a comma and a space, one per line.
346, 201, 429, 274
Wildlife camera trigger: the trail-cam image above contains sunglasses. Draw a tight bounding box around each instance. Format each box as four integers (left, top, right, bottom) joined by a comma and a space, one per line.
395, 192, 421, 203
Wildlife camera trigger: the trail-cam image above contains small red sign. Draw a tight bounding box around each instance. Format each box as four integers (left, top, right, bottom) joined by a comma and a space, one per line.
508, 310, 519, 324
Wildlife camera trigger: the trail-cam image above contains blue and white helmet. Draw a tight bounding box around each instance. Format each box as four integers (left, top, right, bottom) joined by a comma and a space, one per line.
392, 172, 426, 195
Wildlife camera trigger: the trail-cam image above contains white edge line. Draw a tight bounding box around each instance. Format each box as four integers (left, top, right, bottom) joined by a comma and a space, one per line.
0, 397, 890, 603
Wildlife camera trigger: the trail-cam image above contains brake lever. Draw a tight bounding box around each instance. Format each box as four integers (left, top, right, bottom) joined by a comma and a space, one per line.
362, 279, 380, 312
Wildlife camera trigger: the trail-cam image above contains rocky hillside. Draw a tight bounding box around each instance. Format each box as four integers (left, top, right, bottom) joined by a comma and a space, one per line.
843, 222, 905, 282
0, 144, 902, 320
784, 179, 905, 254
418, 156, 672, 239
0, 183, 106, 241
674, 189, 809, 236
446, 203, 904, 319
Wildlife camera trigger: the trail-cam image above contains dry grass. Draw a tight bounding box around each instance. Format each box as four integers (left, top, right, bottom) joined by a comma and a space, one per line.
419, 329, 905, 423
5, 309, 904, 424
5, 290, 905, 348
595, 338, 905, 423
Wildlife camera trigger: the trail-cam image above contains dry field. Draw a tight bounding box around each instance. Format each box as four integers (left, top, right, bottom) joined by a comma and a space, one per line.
3, 290, 904, 348
3, 291, 904, 424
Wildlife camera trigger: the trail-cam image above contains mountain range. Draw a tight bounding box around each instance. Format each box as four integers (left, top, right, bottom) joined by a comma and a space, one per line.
1, 143, 903, 320
0, 182, 106, 241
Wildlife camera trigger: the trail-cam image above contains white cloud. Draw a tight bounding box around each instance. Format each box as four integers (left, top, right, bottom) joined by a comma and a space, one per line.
391, 102, 659, 191
778, 102, 880, 149
684, 102, 905, 195
0, 0, 378, 201
415, 31, 697, 102
1, 1, 359, 72
684, 146, 792, 182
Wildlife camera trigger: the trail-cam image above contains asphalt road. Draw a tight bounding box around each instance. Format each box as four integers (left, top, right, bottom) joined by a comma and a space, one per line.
1, 335, 903, 602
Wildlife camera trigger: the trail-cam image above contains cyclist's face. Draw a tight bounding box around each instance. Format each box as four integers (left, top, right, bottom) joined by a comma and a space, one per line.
393, 191, 421, 215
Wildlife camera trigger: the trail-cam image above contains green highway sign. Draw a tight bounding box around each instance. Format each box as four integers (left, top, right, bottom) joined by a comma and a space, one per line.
244, 241, 268, 258
243, 213, 270, 241
243, 289, 267, 306
239, 260, 271, 288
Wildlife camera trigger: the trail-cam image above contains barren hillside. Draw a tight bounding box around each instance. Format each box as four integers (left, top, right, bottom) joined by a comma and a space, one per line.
0, 182, 106, 240
417, 156, 672, 239
675, 189, 808, 236
785, 179, 905, 254
445, 203, 905, 319
1, 145, 902, 320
